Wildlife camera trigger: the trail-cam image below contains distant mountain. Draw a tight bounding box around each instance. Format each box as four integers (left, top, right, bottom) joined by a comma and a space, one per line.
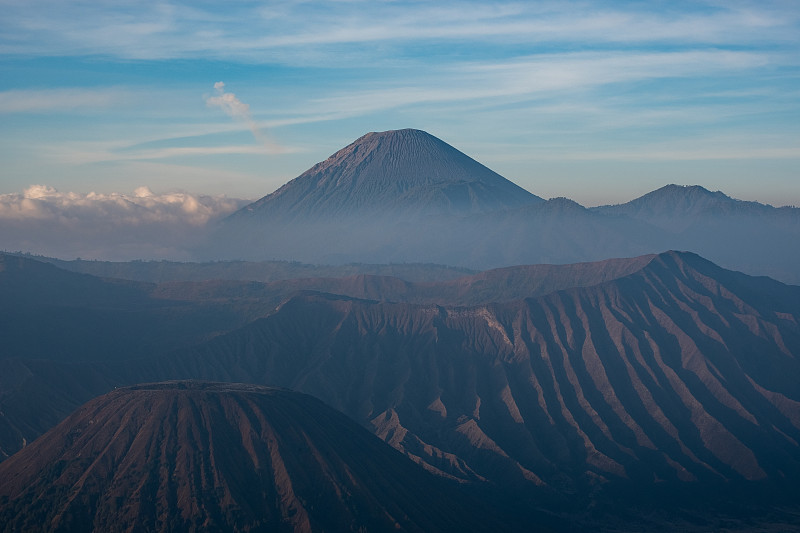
592, 184, 800, 283
229, 128, 541, 222
439, 197, 667, 268
205, 131, 800, 284
592, 184, 795, 231
0, 382, 517, 533
30, 254, 475, 284
208, 129, 548, 265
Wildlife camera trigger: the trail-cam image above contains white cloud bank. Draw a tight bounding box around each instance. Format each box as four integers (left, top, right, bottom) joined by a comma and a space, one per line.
0, 185, 249, 260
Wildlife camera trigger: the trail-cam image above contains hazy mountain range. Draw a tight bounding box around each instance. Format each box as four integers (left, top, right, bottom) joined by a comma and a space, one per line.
211, 129, 799, 284
2, 129, 798, 284
1, 128, 799, 531
1, 250, 798, 530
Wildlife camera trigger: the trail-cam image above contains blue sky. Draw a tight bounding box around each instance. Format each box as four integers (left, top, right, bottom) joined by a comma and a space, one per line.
1, 0, 799, 208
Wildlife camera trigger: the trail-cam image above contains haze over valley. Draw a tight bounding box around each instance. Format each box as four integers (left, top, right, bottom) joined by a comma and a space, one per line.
5, 129, 800, 285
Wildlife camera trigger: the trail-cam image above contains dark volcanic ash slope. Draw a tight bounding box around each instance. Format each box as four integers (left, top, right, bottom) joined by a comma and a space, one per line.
140, 252, 800, 496
0, 382, 516, 533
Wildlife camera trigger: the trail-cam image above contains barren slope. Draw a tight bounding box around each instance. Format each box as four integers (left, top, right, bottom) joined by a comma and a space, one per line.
2, 252, 798, 527
0, 382, 517, 533
133, 252, 800, 493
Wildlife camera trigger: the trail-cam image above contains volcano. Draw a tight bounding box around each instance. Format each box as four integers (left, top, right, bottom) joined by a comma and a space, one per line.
2, 252, 800, 529
0, 381, 517, 533
230, 128, 541, 223
207, 131, 800, 283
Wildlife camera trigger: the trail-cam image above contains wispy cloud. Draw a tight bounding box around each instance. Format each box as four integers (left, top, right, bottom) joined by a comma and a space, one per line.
0, 88, 130, 113
528, 143, 800, 162
300, 49, 773, 122
1, 1, 797, 62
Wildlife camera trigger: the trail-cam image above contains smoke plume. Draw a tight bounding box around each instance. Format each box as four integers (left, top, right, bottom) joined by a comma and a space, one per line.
205, 82, 285, 154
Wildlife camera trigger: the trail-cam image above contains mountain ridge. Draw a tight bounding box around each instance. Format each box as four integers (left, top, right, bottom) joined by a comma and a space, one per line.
1, 251, 799, 528
592, 183, 800, 229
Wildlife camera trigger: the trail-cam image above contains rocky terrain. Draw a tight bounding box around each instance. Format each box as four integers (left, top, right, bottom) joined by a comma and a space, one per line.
1, 251, 799, 530
0, 382, 518, 532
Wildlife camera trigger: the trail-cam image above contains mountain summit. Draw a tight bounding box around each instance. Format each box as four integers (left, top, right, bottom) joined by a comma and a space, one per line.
592, 184, 773, 230
232, 128, 541, 221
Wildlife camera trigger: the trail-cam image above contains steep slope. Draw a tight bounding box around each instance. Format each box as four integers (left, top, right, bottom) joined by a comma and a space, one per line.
120, 252, 800, 497
0, 253, 150, 308
230, 128, 541, 222
0, 382, 519, 533
2, 252, 799, 528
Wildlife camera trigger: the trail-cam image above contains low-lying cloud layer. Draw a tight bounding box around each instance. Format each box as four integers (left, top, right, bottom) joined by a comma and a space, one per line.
0, 185, 249, 261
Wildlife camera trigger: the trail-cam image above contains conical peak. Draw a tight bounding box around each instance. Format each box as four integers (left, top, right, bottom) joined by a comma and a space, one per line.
312, 128, 452, 181
238, 129, 541, 220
